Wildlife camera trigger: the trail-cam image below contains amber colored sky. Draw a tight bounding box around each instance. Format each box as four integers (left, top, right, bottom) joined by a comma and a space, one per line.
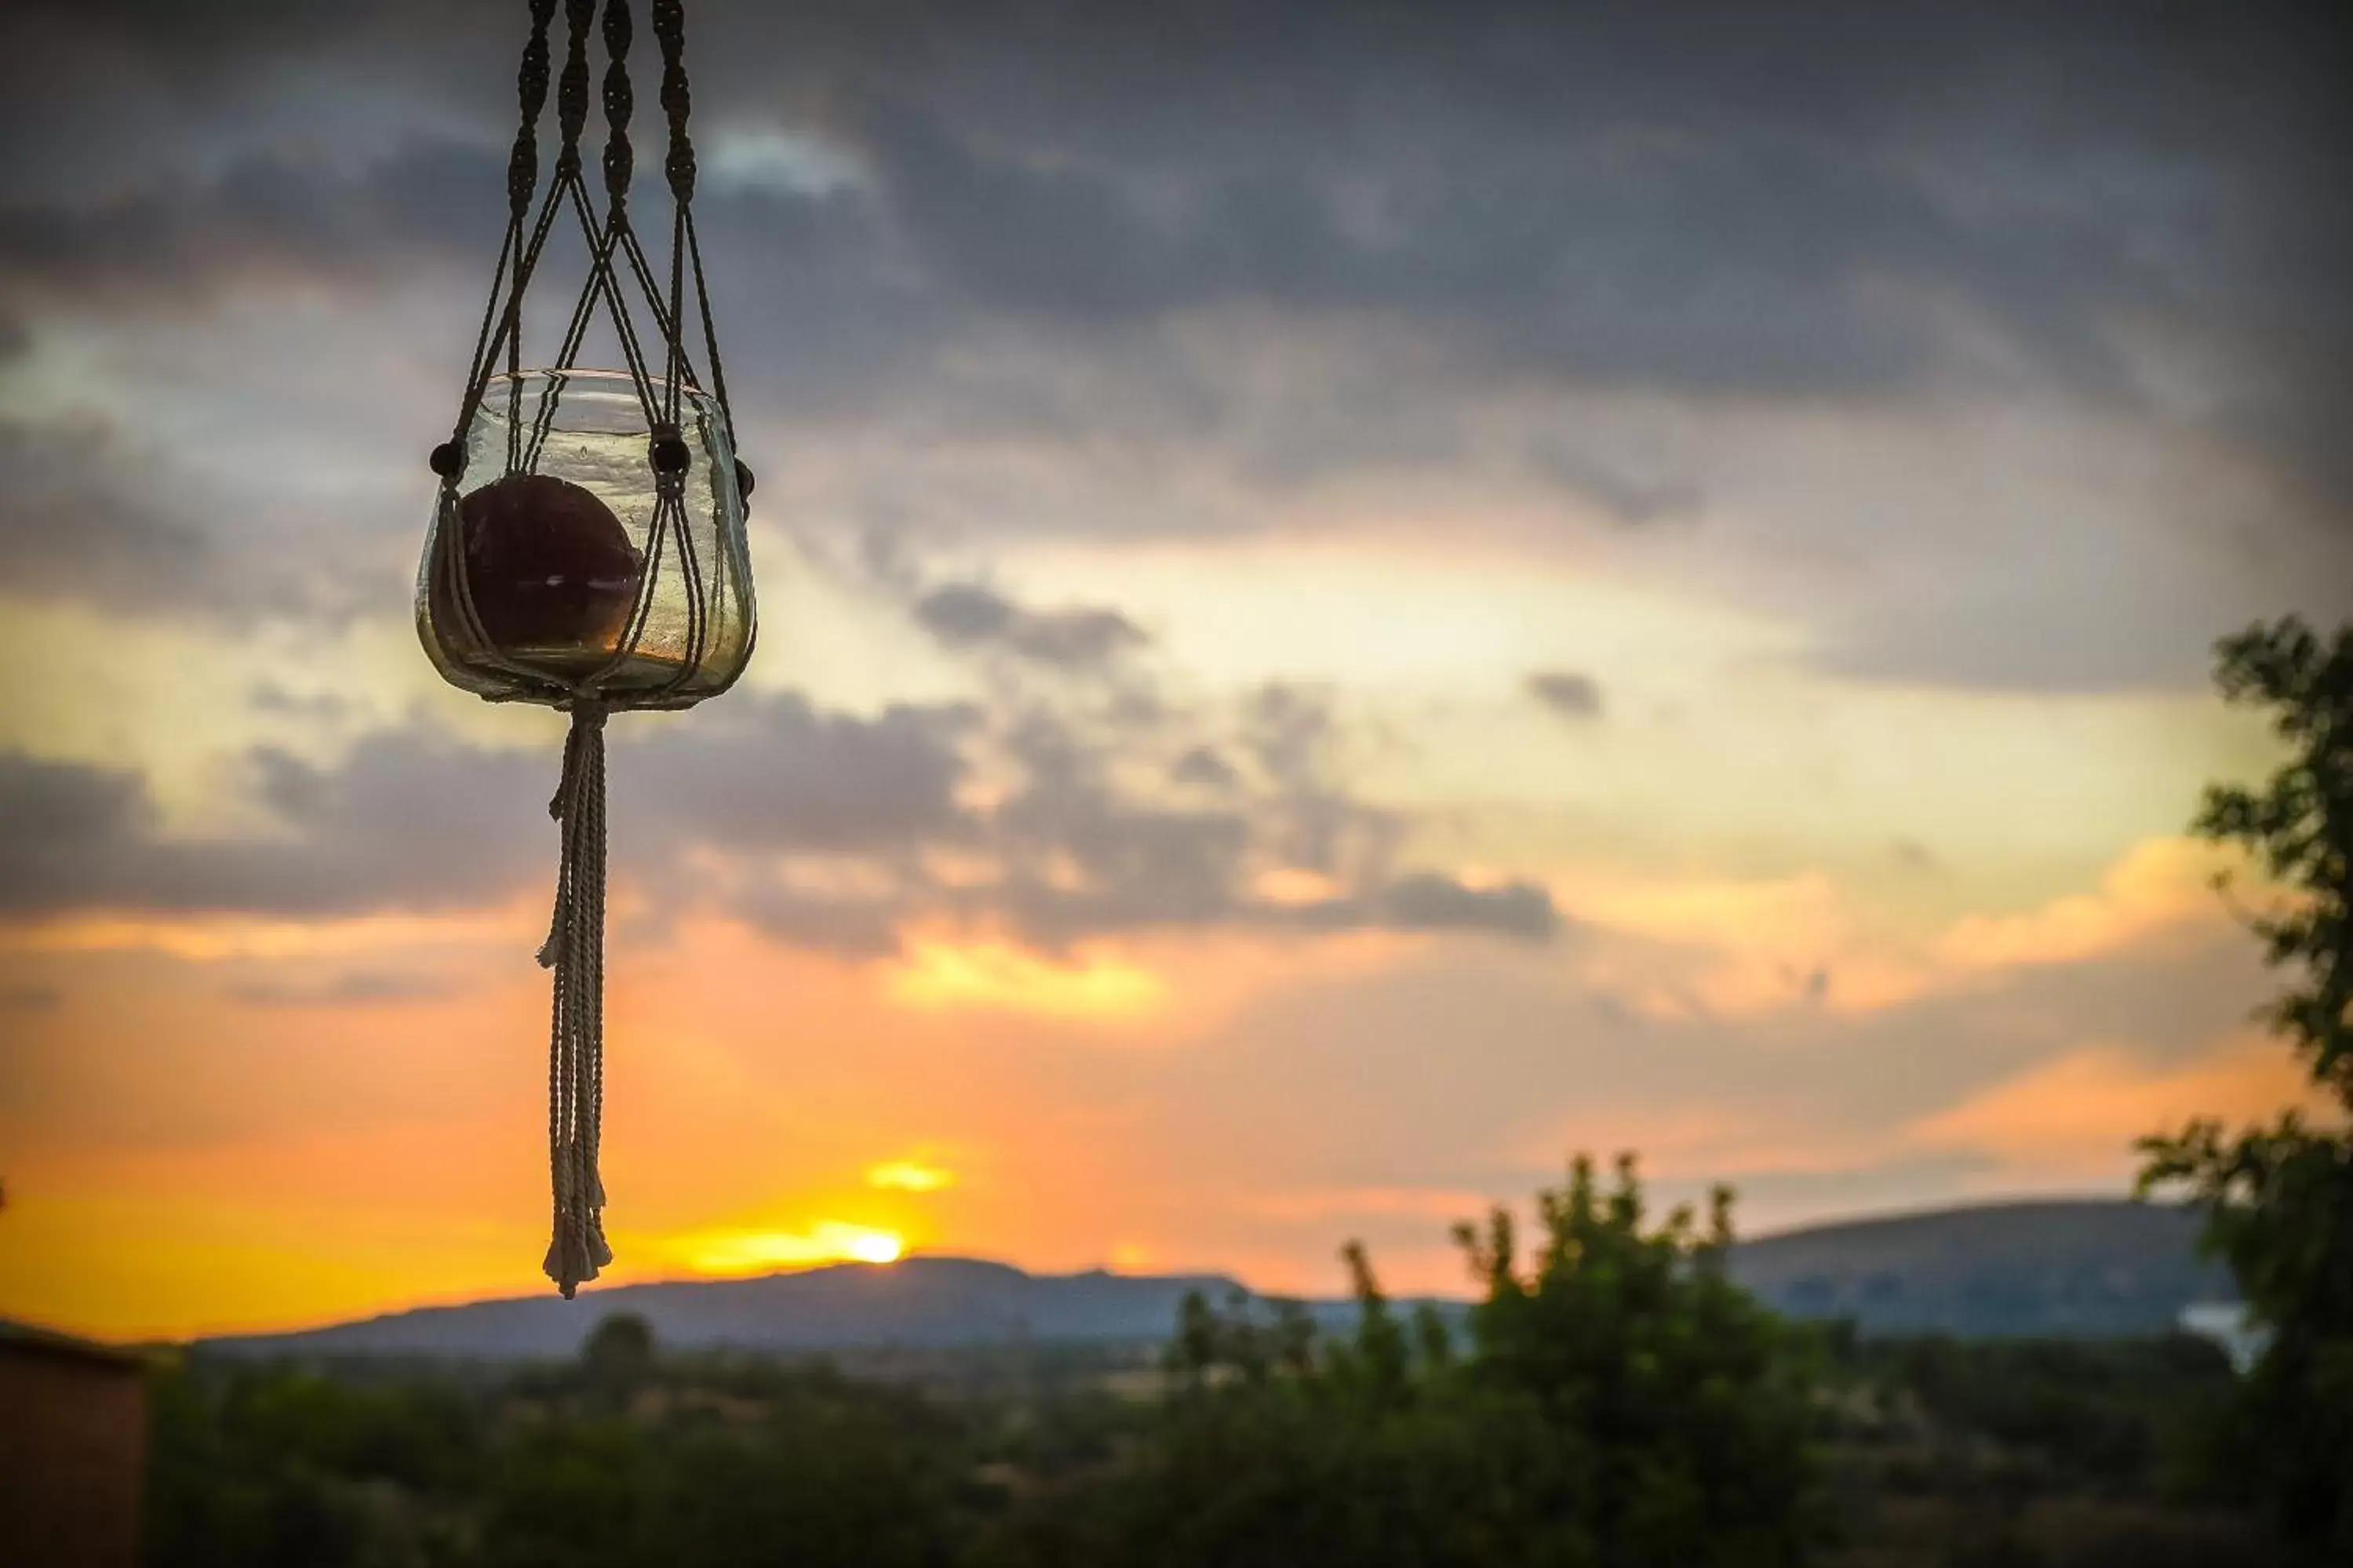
2, 0, 2349, 1341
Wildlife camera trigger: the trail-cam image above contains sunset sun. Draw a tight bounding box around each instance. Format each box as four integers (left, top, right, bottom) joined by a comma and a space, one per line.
679, 1222, 906, 1275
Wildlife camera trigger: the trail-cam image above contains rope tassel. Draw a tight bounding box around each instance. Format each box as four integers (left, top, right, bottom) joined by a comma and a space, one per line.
539, 700, 614, 1297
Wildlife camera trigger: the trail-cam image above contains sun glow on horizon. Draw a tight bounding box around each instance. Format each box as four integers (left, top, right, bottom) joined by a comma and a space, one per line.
866, 1159, 957, 1193
676, 1221, 907, 1275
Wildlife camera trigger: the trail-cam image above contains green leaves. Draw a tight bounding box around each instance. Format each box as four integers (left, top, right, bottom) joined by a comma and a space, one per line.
2139, 614, 2353, 1564
1131, 1155, 1817, 1567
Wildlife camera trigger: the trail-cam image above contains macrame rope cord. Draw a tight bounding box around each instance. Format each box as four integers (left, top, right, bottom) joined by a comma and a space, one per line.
539, 700, 614, 1297
429, 0, 755, 1293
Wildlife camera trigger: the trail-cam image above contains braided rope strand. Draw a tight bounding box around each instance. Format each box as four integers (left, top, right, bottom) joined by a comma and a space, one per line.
448, 0, 557, 460
601, 0, 636, 221
539, 701, 612, 1297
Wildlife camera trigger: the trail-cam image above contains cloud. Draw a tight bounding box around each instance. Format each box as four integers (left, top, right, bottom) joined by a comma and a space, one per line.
1308, 872, 1562, 944
228, 969, 455, 1008
913, 580, 1149, 668
0, 401, 463, 627
738, 676, 1561, 952
621, 693, 979, 857
725, 883, 911, 962
0, 734, 548, 919
248, 682, 348, 722
0, 140, 503, 309
1169, 745, 1238, 789
1526, 670, 1604, 720
9, 2, 2344, 468
849, 89, 1942, 395
1936, 837, 2231, 972
0, 0, 2341, 704
0, 693, 974, 924
0, 751, 158, 916
1910, 1033, 2328, 1179
0, 413, 217, 614
1529, 440, 1703, 526
0, 675, 1562, 960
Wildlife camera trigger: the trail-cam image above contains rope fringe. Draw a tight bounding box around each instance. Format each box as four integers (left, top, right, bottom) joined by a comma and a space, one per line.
540, 700, 613, 1297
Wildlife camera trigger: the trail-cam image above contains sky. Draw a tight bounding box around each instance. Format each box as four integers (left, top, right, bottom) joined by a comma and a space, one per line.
0, 0, 2348, 1341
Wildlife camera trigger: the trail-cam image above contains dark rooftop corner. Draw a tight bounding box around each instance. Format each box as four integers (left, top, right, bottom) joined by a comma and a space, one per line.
1, 1321, 150, 1568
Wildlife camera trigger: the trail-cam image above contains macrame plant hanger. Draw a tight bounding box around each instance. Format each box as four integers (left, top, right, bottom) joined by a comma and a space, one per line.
415, 0, 756, 1297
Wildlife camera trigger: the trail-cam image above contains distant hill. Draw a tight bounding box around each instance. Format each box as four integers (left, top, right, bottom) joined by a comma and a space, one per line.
199, 1257, 1263, 1360
1728, 1199, 2234, 1337
197, 1198, 2235, 1360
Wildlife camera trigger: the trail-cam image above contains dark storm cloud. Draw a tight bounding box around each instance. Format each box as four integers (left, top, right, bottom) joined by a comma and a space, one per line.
3, 0, 483, 67
967, 687, 1565, 949
1526, 671, 1604, 721
790, 1, 2348, 511
985, 705, 1259, 942
5, 1, 2344, 478
1529, 442, 1703, 526
1170, 745, 1239, 789
5, 0, 2343, 704
0, 735, 547, 918
727, 884, 909, 960
0, 413, 213, 611
1380, 874, 1560, 943
0, 681, 1558, 954
913, 581, 1149, 668
0, 140, 505, 307
0, 409, 412, 623
1240, 684, 1402, 879
0, 752, 154, 915
0, 695, 974, 921
619, 693, 981, 856
845, 89, 2037, 396
1302, 872, 1563, 944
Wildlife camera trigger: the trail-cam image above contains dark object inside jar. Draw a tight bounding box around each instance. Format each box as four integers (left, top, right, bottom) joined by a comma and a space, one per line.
437, 472, 643, 654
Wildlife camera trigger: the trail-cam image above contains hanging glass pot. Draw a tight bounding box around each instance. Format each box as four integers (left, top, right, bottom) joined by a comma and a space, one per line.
421, 367, 753, 705
415, 0, 755, 1296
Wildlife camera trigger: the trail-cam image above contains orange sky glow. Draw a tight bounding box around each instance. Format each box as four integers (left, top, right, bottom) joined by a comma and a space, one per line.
0, 834, 2323, 1341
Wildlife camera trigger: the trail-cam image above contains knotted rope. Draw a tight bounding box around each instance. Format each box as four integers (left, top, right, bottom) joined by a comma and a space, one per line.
432, 0, 751, 1297
538, 700, 613, 1296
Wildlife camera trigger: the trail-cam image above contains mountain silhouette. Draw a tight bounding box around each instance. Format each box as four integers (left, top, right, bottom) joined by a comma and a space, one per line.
192, 1199, 2233, 1359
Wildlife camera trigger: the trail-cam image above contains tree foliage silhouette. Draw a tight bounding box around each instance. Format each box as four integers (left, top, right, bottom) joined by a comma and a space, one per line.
2138, 614, 2353, 1564
1117, 1154, 1817, 1567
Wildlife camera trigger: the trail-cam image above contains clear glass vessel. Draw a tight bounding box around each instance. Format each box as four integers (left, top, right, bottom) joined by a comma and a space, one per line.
417, 368, 756, 708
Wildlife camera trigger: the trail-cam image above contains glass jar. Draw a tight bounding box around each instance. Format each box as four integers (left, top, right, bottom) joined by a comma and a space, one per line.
417, 368, 756, 708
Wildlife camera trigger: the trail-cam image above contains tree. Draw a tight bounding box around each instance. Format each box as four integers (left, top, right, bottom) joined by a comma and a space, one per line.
2138, 615, 2353, 1563
581, 1312, 657, 1406
1455, 1155, 1818, 1568
1091, 1155, 1818, 1567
